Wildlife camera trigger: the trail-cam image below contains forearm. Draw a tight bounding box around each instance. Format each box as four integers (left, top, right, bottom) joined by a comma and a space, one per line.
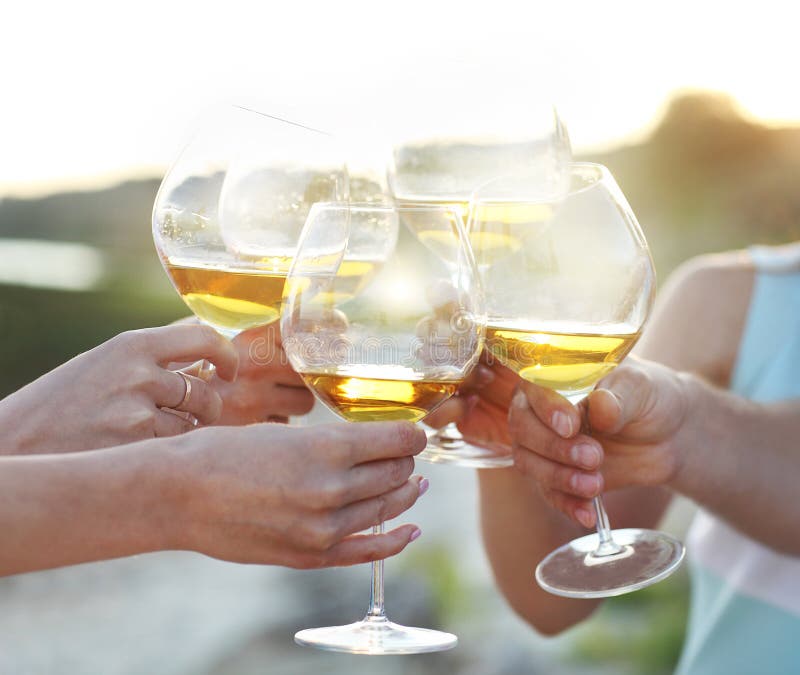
478, 468, 600, 634
671, 374, 800, 555
0, 442, 180, 576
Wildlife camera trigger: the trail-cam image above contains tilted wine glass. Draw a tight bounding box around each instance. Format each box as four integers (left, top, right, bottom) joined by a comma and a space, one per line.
281, 202, 484, 653
472, 163, 685, 598
152, 106, 347, 353
388, 102, 571, 468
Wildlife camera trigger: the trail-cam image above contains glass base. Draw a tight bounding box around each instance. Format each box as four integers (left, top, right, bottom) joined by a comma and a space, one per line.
419, 426, 513, 468
535, 528, 685, 598
294, 615, 457, 655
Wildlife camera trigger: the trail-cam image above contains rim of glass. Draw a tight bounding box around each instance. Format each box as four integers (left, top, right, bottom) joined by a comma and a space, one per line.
472, 161, 610, 204
307, 201, 467, 215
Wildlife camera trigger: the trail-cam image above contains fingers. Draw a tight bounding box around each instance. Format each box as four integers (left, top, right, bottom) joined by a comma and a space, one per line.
306, 524, 422, 568
130, 325, 239, 382
515, 379, 581, 439
333, 476, 427, 538
157, 370, 224, 425
241, 381, 315, 417
513, 446, 604, 501
154, 409, 197, 437
509, 393, 603, 470
328, 421, 428, 465
422, 394, 476, 429
340, 457, 417, 503
539, 488, 597, 529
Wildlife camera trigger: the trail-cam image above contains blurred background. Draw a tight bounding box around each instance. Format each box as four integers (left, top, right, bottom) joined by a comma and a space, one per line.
1, 1, 799, 673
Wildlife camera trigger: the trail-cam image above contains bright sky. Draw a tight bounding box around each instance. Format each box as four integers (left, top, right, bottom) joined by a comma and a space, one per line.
2, 0, 798, 197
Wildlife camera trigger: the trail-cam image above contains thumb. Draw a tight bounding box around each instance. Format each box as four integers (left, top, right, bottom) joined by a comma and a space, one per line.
587, 361, 653, 434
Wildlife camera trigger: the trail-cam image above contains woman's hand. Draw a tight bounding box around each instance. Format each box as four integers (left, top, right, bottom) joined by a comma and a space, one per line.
0, 325, 238, 455
0, 419, 429, 576
167, 420, 429, 568
194, 322, 316, 425
507, 356, 689, 527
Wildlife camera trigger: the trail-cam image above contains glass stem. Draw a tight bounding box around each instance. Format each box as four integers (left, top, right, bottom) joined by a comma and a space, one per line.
592, 496, 623, 556
366, 522, 386, 620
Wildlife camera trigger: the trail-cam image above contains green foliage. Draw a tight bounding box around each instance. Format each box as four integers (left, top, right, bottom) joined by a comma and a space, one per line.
398, 543, 467, 622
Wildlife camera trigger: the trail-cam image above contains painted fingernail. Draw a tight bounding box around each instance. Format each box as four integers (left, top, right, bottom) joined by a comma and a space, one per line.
575, 507, 594, 529
512, 389, 528, 409
418, 478, 430, 496
409, 528, 422, 542
570, 473, 601, 496
552, 411, 573, 437
571, 443, 600, 469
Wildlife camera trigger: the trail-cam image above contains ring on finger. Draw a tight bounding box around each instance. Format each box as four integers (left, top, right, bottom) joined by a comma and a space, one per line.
175, 371, 192, 408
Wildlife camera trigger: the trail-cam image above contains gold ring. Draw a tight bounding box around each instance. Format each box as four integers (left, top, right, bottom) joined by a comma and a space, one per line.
176, 371, 192, 408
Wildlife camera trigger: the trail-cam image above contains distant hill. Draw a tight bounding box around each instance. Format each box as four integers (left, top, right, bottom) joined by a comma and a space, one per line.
590, 91, 800, 274
0, 178, 160, 251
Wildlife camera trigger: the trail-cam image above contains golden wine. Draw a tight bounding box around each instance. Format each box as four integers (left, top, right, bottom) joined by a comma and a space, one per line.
312, 258, 381, 305
486, 323, 640, 399
301, 367, 460, 422
396, 197, 553, 266
166, 257, 380, 333
166, 261, 287, 333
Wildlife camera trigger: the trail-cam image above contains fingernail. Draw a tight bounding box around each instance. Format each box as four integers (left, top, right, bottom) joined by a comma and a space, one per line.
571, 443, 600, 469
409, 528, 422, 542
570, 473, 601, 497
475, 365, 495, 386
607, 390, 623, 414
551, 411, 573, 437
512, 389, 527, 409
418, 478, 430, 496
575, 508, 594, 529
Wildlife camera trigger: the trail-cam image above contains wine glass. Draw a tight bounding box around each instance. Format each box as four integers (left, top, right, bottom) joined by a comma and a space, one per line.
472, 162, 685, 598
388, 103, 571, 468
281, 202, 484, 653
152, 106, 347, 350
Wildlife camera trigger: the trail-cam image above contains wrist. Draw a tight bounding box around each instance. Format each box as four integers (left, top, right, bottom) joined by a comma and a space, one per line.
142, 435, 198, 552
151, 428, 223, 553
666, 372, 746, 499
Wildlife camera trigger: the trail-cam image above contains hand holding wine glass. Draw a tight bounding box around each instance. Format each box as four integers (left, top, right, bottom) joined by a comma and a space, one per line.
508, 356, 690, 524
0, 325, 238, 455
173, 322, 316, 425
473, 163, 684, 598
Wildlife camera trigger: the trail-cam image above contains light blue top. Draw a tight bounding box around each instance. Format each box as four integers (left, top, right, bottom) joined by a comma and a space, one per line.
675, 244, 800, 675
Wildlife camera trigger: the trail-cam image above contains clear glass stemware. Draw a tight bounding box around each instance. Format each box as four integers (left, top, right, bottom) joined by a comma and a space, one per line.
152, 106, 347, 342
281, 202, 484, 652
387, 102, 571, 467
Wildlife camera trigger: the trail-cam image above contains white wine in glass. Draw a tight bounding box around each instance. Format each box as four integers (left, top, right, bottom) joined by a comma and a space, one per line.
388, 103, 571, 467
473, 163, 685, 598
282, 202, 484, 654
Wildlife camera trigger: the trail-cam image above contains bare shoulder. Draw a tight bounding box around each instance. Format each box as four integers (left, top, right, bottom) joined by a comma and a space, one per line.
637, 250, 754, 386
